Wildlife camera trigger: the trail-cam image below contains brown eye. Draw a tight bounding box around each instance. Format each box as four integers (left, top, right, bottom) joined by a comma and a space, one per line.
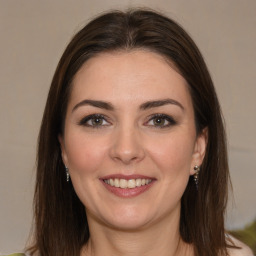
78, 114, 109, 128
153, 117, 167, 126
91, 116, 104, 126
147, 114, 176, 128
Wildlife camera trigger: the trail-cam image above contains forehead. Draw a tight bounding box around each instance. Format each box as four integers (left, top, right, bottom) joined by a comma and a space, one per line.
69, 50, 192, 111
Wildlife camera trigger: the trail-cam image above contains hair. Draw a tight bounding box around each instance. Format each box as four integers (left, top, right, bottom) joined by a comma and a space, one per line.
28, 8, 233, 256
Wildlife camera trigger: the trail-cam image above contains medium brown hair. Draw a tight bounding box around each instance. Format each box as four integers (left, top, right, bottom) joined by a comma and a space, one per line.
28, 9, 232, 256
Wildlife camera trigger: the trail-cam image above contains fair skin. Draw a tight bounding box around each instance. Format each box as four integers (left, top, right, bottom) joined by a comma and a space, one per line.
59, 50, 208, 256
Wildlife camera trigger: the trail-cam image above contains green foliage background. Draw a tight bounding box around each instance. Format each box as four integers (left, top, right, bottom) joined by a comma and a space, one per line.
229, 219, 256, 254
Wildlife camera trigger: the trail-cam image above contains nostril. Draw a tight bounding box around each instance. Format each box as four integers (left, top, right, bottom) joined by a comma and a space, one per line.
109, 128, 146, 164
110, 142, 145, 164
113, 153, 141, 165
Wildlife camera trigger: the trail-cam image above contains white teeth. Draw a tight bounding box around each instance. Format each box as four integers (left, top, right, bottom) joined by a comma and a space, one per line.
104, 178, 152, 188
119, 179, 127, 188
136, 179, 142, 187
127, 179, 136, 188
110, 179, 114, 186
114, 178, 119, 188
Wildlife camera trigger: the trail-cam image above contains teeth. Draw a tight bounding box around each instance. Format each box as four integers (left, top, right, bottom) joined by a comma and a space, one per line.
136, 179, 141, 187
127, 179, 135, 188
120, 179, 127, 188
114, 178, 119, 188
110, 179, 114, 186
104, 178, 152, 189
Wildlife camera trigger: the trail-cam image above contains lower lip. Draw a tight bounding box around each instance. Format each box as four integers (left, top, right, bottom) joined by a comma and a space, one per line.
101, 180, 156, 198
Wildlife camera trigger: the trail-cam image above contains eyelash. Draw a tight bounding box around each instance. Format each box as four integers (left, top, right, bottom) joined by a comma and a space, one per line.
78, 114, 110, 128
147, 114, 177, 128
78, 113, 177, 129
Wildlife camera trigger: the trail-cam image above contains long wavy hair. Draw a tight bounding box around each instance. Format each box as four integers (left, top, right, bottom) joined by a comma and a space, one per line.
28, 9, 232, 256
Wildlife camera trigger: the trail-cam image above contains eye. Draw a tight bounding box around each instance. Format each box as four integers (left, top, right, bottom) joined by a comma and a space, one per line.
78, 114, 110, 128
146, 114, 177, 128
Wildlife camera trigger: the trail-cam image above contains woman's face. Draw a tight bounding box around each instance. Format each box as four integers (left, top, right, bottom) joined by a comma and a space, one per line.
59, 50, 207, 230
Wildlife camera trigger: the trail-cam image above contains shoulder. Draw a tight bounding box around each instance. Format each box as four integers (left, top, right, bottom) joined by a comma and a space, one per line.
1, 254, 26, 256
227, 235, 254, 256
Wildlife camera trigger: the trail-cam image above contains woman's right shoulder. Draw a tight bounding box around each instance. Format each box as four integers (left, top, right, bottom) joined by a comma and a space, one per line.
2, 254, 26, 256
227, 235, 254, 256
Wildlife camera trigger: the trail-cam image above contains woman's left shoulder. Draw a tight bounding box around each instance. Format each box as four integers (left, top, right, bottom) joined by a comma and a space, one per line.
227, 235, 254, 256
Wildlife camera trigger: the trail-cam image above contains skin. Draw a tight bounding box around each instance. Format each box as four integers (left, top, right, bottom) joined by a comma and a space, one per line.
59, 50, 207, 256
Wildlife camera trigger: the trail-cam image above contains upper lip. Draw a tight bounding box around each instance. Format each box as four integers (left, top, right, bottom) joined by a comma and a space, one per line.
100, 174, 156, 180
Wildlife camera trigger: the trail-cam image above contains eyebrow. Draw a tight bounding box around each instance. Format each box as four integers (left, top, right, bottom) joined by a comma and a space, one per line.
72, 98, 184, 112
72, 99, 114, 112
140, 98, 184, 111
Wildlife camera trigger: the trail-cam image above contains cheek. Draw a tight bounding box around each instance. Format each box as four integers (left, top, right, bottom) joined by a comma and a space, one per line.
147, 134, 195, 205
65, 131, 108, 175
147, 133, 195, 178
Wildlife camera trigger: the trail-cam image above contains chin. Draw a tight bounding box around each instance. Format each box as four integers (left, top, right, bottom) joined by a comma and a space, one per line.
107, 217, 151, 231
98, 205, 154, 231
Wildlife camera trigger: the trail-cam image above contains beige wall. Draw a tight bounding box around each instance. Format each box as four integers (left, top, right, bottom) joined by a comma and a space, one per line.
0, 0, 255, 253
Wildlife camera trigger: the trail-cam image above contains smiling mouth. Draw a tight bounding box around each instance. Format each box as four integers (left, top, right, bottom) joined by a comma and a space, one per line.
103, 178, 152, 189
101, 174, 156, 198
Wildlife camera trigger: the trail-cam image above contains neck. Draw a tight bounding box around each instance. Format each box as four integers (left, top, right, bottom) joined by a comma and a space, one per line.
81, 209, 193, 256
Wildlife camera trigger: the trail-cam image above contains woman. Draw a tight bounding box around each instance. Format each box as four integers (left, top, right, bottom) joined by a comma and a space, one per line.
16, 8, 253, 256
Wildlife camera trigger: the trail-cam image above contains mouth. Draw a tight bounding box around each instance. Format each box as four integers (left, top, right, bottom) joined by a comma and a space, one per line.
103, 178, 153, 189
100, 175, 156, 198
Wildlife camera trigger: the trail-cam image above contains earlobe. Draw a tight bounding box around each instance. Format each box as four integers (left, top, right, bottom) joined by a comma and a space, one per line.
190, 127, 208, 175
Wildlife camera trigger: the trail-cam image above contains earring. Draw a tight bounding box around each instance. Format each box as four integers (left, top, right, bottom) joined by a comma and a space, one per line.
193, 165, 200, 189
65, 166, 70, 182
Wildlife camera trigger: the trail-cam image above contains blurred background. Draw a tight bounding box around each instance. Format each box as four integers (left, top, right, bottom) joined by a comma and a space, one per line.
0, 0, 255, 254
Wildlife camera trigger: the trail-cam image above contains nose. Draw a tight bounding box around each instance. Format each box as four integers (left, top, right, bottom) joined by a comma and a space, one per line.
109, 126, 145, 165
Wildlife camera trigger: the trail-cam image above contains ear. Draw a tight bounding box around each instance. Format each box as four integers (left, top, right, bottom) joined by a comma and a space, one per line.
190, 127, 208, 175
58, 134, 69, 167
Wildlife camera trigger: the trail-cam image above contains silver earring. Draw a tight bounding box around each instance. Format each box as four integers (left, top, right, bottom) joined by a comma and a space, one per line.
65, 166, 70, 182
193, 165, 200, 189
